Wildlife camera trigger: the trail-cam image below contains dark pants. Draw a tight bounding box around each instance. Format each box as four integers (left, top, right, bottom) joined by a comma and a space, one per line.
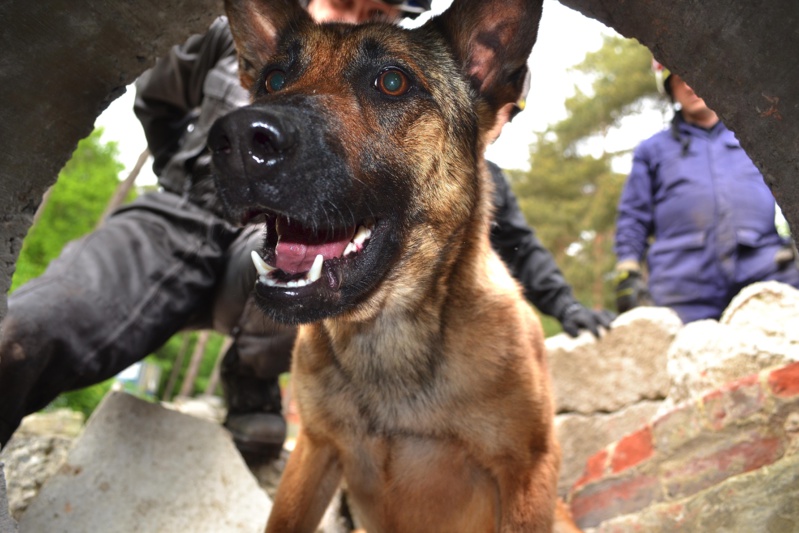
0, 191, 295, 446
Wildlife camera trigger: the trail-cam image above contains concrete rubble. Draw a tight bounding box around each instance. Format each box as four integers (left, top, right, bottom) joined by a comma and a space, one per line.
3, 281, 797, 531
1, 461, 17, 533
15, 392, 271, 533
547, 282, 799, 530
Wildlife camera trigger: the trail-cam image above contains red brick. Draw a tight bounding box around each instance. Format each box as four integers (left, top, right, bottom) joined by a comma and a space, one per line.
573, 448, 609, 490
611, 426, 654, 473
570, 474, 662, 528
768, 362, 799, 398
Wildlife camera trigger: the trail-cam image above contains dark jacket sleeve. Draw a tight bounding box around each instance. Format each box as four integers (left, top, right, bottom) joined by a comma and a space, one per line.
488, 161, 578, 320
134, 17, 236, 176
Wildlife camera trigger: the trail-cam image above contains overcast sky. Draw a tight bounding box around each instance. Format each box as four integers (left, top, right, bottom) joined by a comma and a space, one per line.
94, 0, 665, 185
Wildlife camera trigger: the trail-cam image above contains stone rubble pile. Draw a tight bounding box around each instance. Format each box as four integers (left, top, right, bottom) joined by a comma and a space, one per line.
2, 281, 797, 531
548, 281, 799, 531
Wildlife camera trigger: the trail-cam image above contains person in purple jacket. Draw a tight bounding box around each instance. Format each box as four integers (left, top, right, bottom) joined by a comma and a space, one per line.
613, 60, 799, 323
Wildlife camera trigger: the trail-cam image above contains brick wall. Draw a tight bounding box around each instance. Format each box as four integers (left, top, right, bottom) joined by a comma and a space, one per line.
569, 361, 799, 528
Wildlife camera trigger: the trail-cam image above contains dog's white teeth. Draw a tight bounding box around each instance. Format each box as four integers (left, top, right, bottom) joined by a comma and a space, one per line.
344, 224, 373, 257
251, 250, 275, 276
309, 254, 324, 282
255, 253, 323, 288
353, 225, 372, 246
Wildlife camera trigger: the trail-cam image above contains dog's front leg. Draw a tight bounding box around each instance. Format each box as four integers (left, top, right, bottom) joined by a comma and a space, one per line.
265, 431, 342, 533
497, 450, 560, 533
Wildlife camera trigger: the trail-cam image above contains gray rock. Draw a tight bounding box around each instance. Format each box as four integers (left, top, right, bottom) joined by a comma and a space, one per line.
0, 462, 18, 533
721, 281, 799, 345
12, 409, 84, 439
547, 307, 681, 414
19, 392, 271, 533
0, 434, 72, 520
666, 319, 799, 405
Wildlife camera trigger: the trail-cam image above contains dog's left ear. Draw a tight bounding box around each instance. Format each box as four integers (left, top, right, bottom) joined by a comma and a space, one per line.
224, 0, 313, 91
436, 0, 543, 115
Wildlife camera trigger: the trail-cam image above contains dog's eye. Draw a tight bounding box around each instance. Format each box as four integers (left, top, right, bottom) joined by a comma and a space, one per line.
265, 70, 287, 93
376, 68, 410, 97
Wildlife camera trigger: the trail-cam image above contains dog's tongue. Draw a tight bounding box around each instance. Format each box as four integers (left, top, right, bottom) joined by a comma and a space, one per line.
275, 220, 355, 275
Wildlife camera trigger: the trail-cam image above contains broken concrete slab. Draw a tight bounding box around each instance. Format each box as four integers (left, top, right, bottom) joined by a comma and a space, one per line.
18, 392, 271, 533
547, 307, 681, 414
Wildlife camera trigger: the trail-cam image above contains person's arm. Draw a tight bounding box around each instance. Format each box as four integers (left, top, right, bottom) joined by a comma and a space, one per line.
613, 143, 655, 312
488, 162, 613, 337
614, 143, 655, 268
134, 17, 236, 176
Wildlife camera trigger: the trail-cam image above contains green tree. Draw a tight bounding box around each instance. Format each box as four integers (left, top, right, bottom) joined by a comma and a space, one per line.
11, 128, 128, 291
554, 35, 663, 152
510, 35, 661, 334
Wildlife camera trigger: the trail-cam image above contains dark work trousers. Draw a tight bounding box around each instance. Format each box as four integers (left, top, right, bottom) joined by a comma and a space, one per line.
0, 191, 295, 447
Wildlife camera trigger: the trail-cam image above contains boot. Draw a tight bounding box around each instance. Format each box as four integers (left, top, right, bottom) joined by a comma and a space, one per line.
221, 343, 288, 463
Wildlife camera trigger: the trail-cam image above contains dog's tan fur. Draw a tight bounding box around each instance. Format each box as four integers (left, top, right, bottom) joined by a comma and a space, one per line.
218, 0, 562, 530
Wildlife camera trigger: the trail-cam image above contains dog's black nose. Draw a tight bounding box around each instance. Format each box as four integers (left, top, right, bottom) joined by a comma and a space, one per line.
209, 107, 297, 177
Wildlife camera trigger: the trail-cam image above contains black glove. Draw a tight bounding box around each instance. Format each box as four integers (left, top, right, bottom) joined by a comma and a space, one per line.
615, 269, 651, 313
560, 303, 616, 338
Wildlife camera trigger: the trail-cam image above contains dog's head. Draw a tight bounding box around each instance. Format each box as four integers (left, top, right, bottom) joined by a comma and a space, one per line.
210, 0, 542, 324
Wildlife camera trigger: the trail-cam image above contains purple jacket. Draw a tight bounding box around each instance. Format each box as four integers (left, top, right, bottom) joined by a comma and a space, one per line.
614, 114, 797, 322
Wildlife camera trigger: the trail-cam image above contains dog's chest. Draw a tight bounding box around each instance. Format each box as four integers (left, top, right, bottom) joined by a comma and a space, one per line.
340, 433, 500, 532
306, 358, 442, 435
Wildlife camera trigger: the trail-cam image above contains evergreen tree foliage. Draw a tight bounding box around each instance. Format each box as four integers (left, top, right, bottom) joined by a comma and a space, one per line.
510, 35, 661, 324
554, 35, 662, 152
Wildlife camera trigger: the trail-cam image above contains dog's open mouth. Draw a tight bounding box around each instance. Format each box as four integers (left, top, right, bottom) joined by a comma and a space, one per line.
250, 213, 375, 290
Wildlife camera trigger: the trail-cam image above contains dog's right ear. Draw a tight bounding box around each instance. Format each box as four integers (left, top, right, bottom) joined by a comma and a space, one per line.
224, 0, 312, 91
436, 0, 543, 124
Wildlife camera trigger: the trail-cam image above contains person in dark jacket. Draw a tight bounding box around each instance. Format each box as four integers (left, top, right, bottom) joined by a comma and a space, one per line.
0, 0, 610, 460
485, 76, 614, 337
0, 0, 429, 459
614, 60, 799, 323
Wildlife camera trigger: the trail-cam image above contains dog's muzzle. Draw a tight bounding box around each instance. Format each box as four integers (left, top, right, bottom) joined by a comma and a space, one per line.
206, 103, 402, 324
209, 106, 298, 178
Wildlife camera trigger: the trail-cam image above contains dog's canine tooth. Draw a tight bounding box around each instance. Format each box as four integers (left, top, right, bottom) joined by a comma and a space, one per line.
353, 225, 372, 246
343, 224, 371, 256
251, 250, 275, 276
308, 254, 324, 282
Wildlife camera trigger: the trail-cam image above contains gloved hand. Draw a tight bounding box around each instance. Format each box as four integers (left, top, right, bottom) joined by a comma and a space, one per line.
560, 303, 616, 338
775, 243, 797, 269
615, 269, 651, 313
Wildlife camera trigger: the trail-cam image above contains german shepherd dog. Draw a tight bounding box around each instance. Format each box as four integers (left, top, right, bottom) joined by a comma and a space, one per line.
209, 0, 560, 530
